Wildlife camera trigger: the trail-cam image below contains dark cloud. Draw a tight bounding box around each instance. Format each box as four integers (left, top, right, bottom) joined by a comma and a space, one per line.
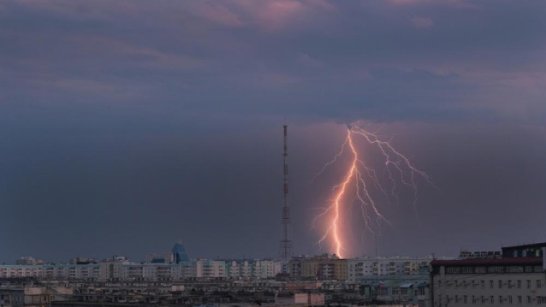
0, 0, 545, 261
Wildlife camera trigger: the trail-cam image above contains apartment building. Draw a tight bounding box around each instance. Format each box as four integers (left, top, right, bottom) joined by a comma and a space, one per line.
0, 259, 281, 281
347, 256, 431, 282
431, 242, 546, 307
288, 254, 348, 280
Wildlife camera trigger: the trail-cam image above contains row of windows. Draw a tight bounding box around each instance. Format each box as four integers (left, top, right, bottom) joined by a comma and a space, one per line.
439, 295, 546, 304
445, 265, 543, 274
439, 278, 542, 289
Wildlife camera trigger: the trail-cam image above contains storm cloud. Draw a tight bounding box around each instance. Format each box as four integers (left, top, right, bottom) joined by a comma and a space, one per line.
0, 0, 545, 261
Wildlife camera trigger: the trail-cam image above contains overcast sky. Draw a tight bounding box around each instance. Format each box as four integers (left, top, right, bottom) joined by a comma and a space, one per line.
1, 0, 546, 262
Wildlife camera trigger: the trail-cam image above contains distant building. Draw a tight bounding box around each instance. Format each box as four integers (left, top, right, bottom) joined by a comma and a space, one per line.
223, 259, 282, 279
352, 274, 430, 306
288, 254, 348, 280
287, 256, 304, 277
294, 292, 325, 306
348, 256, 431, 282
0, 287, 51, 307
15, 257, 43, 266
171, 242, 189, 264
0, 257, 281, 281
194, 259, 226, 278
431, 242, 546, 307
458, 250, 501, 259
69, 257, 97, 265
340, 256, 433, 305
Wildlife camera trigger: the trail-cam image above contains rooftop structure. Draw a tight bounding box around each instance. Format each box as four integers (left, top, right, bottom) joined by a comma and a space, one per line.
502, 242, 546, 258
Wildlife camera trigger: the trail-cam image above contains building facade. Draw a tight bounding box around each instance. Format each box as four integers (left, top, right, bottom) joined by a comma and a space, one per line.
431, 243, 546, 307
348, 256, 431, 282
0, 259, 281, 281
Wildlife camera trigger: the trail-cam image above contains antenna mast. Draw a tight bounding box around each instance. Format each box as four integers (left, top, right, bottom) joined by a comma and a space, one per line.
281, 124, 292, 261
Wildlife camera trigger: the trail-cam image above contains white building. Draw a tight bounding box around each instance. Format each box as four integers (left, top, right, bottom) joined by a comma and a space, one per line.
431, 243, 546, 307
253, 259, 282, 279
347, 256, 431, 282
0, 258, 282, 281
195, 259, 226, 278
225, 259, 282, 279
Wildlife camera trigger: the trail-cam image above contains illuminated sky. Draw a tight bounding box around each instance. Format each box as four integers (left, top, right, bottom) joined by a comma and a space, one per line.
1, 0, 546, 262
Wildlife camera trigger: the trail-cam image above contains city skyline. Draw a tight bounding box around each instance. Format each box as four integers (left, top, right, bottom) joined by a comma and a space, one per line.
2, 0, 546, 262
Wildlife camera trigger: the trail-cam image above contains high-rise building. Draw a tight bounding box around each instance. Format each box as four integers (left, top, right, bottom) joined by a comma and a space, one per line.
171, 242, 189, 264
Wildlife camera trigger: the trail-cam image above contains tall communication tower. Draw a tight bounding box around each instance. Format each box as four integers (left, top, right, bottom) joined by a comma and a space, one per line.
280, 124, 292, 261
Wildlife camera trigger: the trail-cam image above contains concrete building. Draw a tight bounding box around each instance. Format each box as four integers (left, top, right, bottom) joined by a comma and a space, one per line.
0, 287, 49, 307
15, 258, 43, 266
224, 259, 282, 279
253, 259, 282, 279
195, 259, 226, 278
431, 242, 546, 307
356, 274, 430, 306
348, 256, 431, 281
288, 254, 348, 280
0, 256, 282, 282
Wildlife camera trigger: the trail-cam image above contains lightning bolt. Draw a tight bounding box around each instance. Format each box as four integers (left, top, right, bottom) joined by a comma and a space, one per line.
316, 123, 431, 258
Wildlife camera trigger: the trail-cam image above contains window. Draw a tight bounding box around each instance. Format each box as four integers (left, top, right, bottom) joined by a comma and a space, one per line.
528, 296, 532, 304
506, 265, 524, 273
499, 296, 503, 304
518, 296, 522, 304
489, 266, 504, 273
490, 280, 494, 288
508, 295, 512, 304
491, 296, 494, 304
517, 280, 521, 288
499, 280, 503, 289
464, 295, 467, 304
528, 280, 532, 289
481, 280, 485, 288
538, 279, 542, 288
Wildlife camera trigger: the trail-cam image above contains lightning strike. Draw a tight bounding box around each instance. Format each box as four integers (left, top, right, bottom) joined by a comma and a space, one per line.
316, 123, 431, 258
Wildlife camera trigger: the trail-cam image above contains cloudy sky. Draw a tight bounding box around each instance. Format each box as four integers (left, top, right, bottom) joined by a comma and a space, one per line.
1, 0, 546, 262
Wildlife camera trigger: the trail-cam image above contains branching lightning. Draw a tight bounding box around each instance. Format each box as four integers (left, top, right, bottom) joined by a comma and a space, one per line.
316, 123, 431, 258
